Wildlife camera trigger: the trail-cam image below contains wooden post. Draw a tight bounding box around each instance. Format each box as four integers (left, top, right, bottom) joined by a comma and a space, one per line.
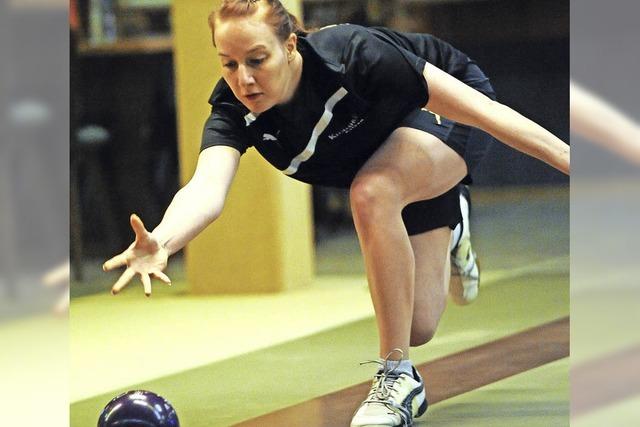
172, 0, 314, 293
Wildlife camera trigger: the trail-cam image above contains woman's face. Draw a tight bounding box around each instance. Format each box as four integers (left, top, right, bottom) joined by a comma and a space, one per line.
214, 14, 295, 114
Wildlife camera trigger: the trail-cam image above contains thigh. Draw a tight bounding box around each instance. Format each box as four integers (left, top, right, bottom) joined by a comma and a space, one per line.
409, 226, 452, 327
399, 108, 494, 184
354, 126, 467, 205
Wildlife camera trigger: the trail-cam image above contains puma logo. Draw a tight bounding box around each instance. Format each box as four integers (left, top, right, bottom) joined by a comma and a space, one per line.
421, 108, 442, 125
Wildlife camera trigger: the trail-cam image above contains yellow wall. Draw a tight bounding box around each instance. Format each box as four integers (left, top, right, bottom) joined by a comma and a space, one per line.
172, 0, 314, 293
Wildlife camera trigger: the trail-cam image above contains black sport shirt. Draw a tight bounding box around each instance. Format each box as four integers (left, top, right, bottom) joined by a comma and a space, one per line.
201, 24, 491, 188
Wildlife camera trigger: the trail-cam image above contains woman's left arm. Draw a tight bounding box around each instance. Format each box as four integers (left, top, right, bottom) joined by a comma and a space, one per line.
423, 62, 570, 175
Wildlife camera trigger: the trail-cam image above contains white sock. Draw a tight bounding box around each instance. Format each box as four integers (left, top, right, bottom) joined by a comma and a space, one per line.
382, 359, 414, 377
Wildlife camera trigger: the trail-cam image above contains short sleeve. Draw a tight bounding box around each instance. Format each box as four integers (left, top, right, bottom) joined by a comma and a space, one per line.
200, 102, 250, 154
341, 28, 429, 108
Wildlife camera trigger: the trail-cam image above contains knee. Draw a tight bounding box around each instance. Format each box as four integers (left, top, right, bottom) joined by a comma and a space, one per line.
410, 324, 437, 347
349, 173, 400, 224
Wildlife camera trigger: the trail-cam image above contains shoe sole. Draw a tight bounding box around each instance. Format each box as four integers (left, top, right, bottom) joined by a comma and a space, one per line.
352, 391, 427, 427
413, 389, 429, 418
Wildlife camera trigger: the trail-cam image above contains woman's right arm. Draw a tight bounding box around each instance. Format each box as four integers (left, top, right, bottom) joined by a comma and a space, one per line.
422, 62, 569, 175
152, 145, 240, 255
103, 145, 240, 295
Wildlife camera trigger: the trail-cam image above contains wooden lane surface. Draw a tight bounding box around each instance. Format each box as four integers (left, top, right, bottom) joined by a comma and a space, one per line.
234, 317, 569, 427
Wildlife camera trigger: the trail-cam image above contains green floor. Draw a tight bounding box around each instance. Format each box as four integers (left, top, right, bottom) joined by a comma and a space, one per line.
70, 271, 568, 426
70, 186, 570, 426
425, 359, 569, 427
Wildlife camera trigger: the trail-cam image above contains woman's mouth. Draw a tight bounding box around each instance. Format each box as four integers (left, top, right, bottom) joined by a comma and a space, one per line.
245, 93, 262, 101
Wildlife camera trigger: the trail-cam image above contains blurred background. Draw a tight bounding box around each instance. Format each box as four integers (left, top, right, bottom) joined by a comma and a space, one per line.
1, 1, 69, 426
570, 0, 640, 425
1, 1, 69, 314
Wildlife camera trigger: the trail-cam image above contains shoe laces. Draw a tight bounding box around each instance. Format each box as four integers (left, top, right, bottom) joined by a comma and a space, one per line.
355, 349, 413, 426
360, 348, 406, 401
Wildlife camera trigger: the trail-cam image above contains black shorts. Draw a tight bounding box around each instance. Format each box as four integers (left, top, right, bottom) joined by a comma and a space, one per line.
398, 105, 495, 236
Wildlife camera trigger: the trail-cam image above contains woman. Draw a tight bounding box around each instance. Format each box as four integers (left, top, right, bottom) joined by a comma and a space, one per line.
103, 1, 569, 426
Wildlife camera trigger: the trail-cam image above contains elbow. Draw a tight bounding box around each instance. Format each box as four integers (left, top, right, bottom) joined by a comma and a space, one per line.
484, 101, 521, 139
208, 201, 224, 223
463, 97, 502, 131
487, 99, 508, 121
195, 188, 224, 223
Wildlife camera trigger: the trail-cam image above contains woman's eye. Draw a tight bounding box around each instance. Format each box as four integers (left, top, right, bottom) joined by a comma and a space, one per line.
223, 62, 237, 69
247, 57, 265, 67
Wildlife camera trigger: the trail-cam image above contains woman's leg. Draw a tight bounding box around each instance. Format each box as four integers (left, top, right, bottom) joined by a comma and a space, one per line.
408, 226, 452, 347
349, 127, 466, 359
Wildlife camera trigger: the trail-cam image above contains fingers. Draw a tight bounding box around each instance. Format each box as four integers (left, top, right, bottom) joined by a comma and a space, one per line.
103, 253, 128, 272
111, 268, 136, 295
108, 264, 167, 297
140, 273, 152, 297
151, 270, 172, 286
130, 214, 148, 240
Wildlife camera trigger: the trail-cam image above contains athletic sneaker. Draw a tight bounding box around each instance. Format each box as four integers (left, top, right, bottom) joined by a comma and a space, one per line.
351, 353, 428, 427
450, 185, 480, 305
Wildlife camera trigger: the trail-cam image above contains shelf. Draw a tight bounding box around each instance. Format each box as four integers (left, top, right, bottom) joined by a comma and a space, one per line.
77, 35, 173, 56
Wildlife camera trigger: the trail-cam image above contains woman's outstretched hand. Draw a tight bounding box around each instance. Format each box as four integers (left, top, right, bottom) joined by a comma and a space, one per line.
102, 214, 171, 297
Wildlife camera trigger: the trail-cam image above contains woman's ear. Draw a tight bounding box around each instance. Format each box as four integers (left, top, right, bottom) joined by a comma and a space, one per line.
286, 32, 298, 58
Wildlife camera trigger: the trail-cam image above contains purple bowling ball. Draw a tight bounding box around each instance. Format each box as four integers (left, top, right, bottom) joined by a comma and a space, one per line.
97, 390, 179, 427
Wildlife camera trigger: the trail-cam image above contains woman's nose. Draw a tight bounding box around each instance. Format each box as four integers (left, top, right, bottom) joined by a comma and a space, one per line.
238, 65, 255, 87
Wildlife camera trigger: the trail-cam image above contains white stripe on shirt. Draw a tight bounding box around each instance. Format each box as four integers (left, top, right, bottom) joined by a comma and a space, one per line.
282, 87, 349, 176
244, 112, 257, 126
